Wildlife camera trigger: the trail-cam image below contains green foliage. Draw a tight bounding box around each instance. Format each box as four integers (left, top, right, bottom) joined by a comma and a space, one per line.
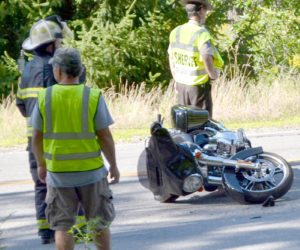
0, 53, 20, 99
0, 0, 101, 98
70, 0, 185, 89
0, 0, 299, 98
210, 0, 300, 77
68, 216, 109, 249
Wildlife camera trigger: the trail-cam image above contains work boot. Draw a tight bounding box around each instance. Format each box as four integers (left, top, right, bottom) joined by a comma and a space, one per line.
38, 229, 55, 244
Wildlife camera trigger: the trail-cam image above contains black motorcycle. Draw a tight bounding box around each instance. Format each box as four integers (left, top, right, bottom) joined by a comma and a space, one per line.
138, 105, 294, 204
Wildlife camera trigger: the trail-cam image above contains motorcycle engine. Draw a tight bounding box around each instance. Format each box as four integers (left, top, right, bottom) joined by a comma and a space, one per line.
201, 129, 251, 157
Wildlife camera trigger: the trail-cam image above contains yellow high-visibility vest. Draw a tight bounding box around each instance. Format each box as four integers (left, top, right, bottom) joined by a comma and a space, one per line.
169, 22, 224, 85
38, 84, 104, 173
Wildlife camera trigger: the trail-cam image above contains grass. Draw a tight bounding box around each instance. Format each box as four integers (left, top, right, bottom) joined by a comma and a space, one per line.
0, 94, 26, 147
226, 116, 300, 131
213, 71, 300, 123
0, 72, 299, 147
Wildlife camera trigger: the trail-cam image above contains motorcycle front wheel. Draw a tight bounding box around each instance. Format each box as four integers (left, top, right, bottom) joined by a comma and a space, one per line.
236, 152, 293, 203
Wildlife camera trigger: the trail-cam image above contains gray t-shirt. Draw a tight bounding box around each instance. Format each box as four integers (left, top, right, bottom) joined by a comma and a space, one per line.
30, 93, 114, 188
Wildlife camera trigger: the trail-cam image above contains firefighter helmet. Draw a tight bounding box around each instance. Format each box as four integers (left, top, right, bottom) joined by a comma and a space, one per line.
22, 18, 73, 51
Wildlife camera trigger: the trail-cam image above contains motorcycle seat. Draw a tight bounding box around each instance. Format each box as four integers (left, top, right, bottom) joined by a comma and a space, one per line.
172, 133, 194, 144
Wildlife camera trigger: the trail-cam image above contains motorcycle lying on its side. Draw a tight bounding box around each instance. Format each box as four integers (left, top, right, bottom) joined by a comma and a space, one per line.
137, 104, 294, 204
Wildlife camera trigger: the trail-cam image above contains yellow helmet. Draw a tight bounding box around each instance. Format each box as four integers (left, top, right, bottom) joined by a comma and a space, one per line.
22, 18, 73, 51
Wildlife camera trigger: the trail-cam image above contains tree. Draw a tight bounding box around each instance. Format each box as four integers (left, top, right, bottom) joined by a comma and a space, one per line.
70, 0, 185, 89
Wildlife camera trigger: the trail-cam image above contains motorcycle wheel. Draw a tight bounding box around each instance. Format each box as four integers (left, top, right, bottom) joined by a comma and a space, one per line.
236, 152, 293, 203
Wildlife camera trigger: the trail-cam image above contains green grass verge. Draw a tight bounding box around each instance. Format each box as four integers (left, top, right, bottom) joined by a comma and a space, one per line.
111, 128, 150, 143
1, 116, 300, 148
0, 138, 27, 148
224, 115, 300, 130
112, 115, 300, 143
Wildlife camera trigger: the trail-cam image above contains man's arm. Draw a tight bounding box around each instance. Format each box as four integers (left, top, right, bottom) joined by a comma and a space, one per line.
32, 129, 47, 183
96, 127, 120, 184
203, 54, 218, 80
169, 54, 176, 79
168, 44, 176, 79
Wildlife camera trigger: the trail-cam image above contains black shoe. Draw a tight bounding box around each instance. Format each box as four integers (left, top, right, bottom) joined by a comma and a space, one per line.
39, 229, 55, 244
41, 235, 55, 244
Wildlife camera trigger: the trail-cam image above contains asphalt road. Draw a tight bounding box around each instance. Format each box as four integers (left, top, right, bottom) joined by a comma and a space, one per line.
0, 129, 300, 250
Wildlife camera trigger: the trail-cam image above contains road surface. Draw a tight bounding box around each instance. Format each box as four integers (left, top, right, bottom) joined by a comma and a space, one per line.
0, 129, 300, 249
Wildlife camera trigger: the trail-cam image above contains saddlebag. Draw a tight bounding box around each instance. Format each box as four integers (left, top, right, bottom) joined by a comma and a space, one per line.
146, 124, 199, 197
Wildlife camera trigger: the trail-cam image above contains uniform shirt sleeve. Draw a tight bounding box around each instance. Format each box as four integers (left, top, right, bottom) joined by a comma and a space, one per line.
94, 95, 114, 130
200, 40, 214, 57
29, 102, 43, 131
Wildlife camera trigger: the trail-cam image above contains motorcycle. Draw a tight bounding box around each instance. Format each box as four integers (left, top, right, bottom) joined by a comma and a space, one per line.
137, 104, 294, 204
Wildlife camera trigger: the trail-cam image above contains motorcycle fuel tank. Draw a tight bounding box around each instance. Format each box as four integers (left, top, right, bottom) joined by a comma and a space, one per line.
171, 105, 209, 133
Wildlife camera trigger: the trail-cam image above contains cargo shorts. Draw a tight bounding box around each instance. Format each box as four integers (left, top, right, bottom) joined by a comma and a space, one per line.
45, 178, 115, 231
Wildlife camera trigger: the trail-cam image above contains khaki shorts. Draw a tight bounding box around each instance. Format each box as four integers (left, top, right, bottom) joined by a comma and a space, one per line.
45, 178, 115, 231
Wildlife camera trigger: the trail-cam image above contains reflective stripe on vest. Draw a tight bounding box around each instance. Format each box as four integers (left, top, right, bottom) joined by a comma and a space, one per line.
169, 24, 223, 85
170, 26, 207, 53
43, 87, 96, 140
17, 87, 44, 100
39, 85, 103, 172
44, 150, 101, 161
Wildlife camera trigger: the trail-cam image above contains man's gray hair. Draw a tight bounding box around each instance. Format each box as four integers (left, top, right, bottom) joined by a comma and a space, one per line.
49, 47, 83, 77
185, 3, 202, 19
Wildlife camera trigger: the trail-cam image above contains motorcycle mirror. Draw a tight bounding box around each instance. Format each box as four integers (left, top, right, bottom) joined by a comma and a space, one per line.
157, 114, 164, 125
157, 114, 161, 123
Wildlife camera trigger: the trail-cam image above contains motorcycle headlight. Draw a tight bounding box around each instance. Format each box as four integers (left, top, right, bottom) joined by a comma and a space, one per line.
183, 174, 203, 193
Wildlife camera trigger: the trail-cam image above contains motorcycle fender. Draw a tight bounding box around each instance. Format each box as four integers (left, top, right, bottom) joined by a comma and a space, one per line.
222, 147, 264, 204
222, 167, 246, 204
229, 147, 263, 160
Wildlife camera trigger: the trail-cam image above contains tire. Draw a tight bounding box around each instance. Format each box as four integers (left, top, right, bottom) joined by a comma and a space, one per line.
236, 152, 293, 203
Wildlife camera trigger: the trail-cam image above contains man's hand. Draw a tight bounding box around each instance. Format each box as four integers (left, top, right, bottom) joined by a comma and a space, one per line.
109, 165, 120, 184
38, 166, 47, 184
96, 127, 119, 184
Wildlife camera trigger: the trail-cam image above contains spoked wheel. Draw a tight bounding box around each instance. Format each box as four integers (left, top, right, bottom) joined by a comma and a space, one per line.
236, 152, 293, 203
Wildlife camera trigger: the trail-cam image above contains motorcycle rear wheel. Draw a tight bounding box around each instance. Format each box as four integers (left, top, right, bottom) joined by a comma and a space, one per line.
237, 152, 293, 203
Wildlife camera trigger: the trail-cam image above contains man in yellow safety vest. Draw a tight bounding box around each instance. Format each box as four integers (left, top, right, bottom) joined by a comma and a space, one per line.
168, 0, 224, 117
16, 15, 87, 244
30, 47, 119, 249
